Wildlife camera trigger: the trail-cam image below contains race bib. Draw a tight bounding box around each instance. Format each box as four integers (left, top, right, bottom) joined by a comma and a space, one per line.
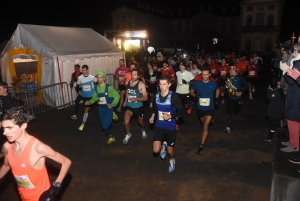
150, 77, 156, 82
178, 83, 185, 86
211, 70, 215, 73
82, 85, 91, 91
199, 98, 210, 106
221, 71, 226, 76
249, 71, 255, 76
128, 95, 137, 103
119, 77, 123, 82
15, 175, 35, 189
158, 111, 171, 121
98, 97, 107, 104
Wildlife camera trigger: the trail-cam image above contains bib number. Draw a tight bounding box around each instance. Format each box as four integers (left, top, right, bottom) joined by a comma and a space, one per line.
249, 71, 255, 76
199, 98, 210, 106
119, 77, 123, 81
221, 71, 226, 76
98, 97, 107, 104
211, 70, 215, 73
15, 175, 35, 189
128, 95, 137, 103
158, 111, 171, 121
150, 77, 156, 82
83, 85, 91, 91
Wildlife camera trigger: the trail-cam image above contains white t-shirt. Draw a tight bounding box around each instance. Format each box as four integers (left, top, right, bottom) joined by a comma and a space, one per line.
190, 69, 201, 78
176, 70, 194, 94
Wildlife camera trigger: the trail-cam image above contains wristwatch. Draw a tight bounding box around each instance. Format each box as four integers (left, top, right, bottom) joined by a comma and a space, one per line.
53, 182, 61, 188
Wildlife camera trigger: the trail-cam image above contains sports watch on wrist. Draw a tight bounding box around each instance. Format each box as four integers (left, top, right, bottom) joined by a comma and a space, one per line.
53, 182, 61, 188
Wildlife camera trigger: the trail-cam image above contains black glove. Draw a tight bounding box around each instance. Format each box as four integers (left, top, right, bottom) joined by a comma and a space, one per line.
214, 98, 219, 110
39, 185, 59, 201
182, 79, 188, 84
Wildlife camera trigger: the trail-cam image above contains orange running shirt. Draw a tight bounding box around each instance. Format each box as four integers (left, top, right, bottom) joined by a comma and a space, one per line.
8, 136, 50, 201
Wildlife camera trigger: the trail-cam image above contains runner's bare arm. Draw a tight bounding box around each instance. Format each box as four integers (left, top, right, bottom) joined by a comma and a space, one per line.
137, 82, 148, 102
35, 142, 71, 183
0, 143, 11, 179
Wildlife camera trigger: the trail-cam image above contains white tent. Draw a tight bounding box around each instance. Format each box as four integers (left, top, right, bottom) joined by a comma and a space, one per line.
0, 24, 124, 87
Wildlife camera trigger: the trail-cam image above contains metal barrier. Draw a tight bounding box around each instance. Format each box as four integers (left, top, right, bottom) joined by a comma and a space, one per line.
8, 82, 72, 116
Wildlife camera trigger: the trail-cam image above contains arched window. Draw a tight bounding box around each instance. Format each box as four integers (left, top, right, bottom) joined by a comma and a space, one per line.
267, 14, 274, 26
246, 15, 253, 26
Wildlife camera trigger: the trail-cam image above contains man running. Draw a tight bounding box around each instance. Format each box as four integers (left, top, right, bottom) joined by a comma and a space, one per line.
191, 67, 220, 155
222, 66, 248, 133
71, 65, 96, 131
86, 71, 120, 144
150, 74, 183, 172
123, 69, 148, 144
114, 59, 129, 112
0, 107, 71, 201
70, 64, 82, 118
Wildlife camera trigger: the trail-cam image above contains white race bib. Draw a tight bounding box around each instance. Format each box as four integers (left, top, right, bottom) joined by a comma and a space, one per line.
199, 98, 210, 106
14, 175, 35, 189
83, 85, 91, 91
119, 77, 123, 81
211, 70, 215, 73
221, 71, 226, 76
150, 77, 156, 82
158, 111, 171, 121
128, 95, 137, 103
249, 71, 255, 76
98, 97, 107, 104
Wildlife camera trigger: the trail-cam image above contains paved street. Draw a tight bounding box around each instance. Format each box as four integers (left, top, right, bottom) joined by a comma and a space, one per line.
0, 79, 273, 201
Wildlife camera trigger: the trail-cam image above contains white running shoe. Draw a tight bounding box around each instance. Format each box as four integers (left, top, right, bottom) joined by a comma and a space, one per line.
252, 87, 255, 93
71, 115, 77, 120
141, 129, 147, 139
123, 133, 132, 144
160, 141, 167, 160
168, 158, 176, 172
224, 127, 231, 133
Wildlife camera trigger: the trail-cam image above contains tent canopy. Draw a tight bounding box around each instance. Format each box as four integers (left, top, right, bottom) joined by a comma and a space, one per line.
1, 24, 123, 61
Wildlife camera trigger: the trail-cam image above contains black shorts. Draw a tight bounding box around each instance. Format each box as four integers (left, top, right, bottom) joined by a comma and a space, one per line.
82, 97, 92, 107
176, 93, 190, 104
118, 85, 127, 91
197, 109, 214, 118
124, 106, 144, 117
219, 78, 226, 87
153, 127, 177, 147
146, 83, 157, 94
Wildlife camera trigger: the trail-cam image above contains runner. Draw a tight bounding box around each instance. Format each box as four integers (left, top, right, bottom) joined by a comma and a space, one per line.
150, 74, 184, 172
114, 59, 129, 112
218, 58, 230, 104
190, 67, 220, 155
123, 69, 148, 144
0, 107, 71, 201
86, 71, 120, 144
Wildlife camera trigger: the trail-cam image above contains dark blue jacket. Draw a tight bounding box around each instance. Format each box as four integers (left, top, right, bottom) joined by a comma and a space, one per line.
222, 73, 248, 100
285, 60, 300, 121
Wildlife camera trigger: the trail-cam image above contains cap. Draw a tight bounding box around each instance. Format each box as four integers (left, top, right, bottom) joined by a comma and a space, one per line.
95, 71, 106, 78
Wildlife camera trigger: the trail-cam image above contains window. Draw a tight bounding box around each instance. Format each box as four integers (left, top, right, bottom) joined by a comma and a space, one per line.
257, 6, 264, 11
268, 5, 275, 10
247, 6, 253, 11
267, 14, 274, 26
246, 15, 253, 26
256, 14, 264, 26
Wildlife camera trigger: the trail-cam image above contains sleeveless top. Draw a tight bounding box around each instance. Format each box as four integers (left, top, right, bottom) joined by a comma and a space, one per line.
8, 136, 50, 201
126, 81, 143, 108
155, 91, 176, 130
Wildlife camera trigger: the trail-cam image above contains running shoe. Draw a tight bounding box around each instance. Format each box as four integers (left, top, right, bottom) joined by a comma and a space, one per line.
281, 141, 290, 147
116, 108, 121, 113
106, 136, 115, 144
123, 133, 132, 144
224, 127, 230, 133
176, 124, 179, 131
141, 129, 147, 139
187, 108, 192, 115
71, 115, 77, 120
264, 138, 272, 143
252, 87, 255, 93
288, 156, 300, 164
113, 112, 118, 121
168, 159, 176, 172
196, 145, 204, 155
160, 141, 167, 160
78, 124, 84, 131
221, 100, 225, 104
280, 146, 299, 153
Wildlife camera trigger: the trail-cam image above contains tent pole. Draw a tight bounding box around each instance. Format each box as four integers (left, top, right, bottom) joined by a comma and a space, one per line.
56, 57, 65, 107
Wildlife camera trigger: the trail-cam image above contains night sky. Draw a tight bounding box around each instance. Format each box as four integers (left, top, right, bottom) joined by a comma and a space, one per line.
0, 0, 298, 45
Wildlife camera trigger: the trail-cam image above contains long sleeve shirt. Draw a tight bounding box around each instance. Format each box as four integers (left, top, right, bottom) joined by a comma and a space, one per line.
89, 84, 120, 107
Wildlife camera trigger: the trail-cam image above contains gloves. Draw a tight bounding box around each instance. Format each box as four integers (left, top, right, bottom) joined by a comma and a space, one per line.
182, 79, 188, 84
214, 98, 219, 110
39, 185, 59, 201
